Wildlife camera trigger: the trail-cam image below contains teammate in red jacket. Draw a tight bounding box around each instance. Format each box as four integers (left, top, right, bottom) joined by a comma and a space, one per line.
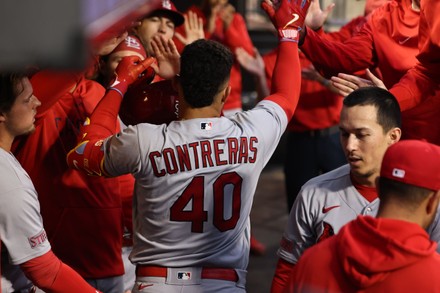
300, 0, 440, 145
285, 140, 440, 293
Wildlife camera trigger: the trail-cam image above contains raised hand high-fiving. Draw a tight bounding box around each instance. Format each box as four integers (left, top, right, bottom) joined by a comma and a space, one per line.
261, 0, 312, 42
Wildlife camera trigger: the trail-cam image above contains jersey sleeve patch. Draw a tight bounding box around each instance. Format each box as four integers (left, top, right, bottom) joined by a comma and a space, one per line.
28, 229, 48, 249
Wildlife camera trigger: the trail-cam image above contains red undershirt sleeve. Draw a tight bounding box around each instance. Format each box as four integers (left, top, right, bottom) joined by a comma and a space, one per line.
20, 250, 100, 293
264, 41, 301, 121
270, 258, 295, 293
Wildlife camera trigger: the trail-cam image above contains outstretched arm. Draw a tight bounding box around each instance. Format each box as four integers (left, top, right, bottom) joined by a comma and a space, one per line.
66, 55, 155, 176
261, 0, 312, 120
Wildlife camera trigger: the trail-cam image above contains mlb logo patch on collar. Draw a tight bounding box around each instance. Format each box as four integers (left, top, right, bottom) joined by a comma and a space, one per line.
201, 122, 213, 130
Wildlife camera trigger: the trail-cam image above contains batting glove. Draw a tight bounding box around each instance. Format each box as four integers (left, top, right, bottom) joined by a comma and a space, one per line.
261, 0, 312, 42
108, 56, 156, 97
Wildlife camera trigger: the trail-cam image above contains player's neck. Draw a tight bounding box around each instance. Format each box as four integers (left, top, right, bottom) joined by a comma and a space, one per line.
0, 129, 14, 152
350, 171, 377, 188
179, 107, 221, 120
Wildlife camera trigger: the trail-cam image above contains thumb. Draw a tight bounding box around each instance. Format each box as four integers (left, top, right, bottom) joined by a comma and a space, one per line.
253, 47, 261, 58
150, 62, 159, 74
365, 68, 387, 89
323, 3, 336, 17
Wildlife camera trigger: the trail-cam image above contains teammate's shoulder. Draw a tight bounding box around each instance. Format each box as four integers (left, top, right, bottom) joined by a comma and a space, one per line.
302, 164, 350, 189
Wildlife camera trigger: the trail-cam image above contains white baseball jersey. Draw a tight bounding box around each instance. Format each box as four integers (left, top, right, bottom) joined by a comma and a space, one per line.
0, 149, 51, 292
278, 164, 440, 264
103, 100, 288, 270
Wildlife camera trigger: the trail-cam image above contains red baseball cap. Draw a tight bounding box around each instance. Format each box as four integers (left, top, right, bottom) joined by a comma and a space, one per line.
380, 140, 440, 191
111, 35, 146, 59
147, 0, 184, 27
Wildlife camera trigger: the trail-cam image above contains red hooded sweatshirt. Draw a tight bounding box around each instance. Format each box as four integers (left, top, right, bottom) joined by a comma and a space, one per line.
285, 216, 440, 292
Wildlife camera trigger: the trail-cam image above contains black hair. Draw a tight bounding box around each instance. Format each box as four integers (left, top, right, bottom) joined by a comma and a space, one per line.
0, 72, 26, 113
179, 39, 233, 108
343, 87, 401, 132
378, 176, 433, 211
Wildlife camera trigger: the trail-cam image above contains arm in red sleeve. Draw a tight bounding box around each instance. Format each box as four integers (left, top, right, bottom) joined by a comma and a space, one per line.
20, 250, 100, 293
300, 22, 375, 79
66, 57, 155, 177
389, 0, 440, 111
324, 16, 367, 43
417, 0, 440, 70
30, 71, 83, 117
223, 13, 255, 55
264, 41, 301, 121
389, 65, 438, 111
270, 258, 295, 293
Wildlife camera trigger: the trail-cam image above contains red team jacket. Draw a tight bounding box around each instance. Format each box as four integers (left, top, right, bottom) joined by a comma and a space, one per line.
287, 216, 440, 292
175, 5, 255, 112
301, 0, 440, 145
12, 71, 126, 278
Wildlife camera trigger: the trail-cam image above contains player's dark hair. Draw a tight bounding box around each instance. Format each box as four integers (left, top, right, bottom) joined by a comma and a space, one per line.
343, 87, 401, 132
378, 176, 434, 211
0, 72, 25, 113
180, 39, 233, 108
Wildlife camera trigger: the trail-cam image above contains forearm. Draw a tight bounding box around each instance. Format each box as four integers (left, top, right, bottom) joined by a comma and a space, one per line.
265, 41, 301, 120
271, 258, 295, 293
300, 27, 375, 79
21, 251, 100, 293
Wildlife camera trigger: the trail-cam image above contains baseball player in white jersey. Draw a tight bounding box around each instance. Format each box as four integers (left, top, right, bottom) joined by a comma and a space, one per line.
66, 1, 312, 292
271, 87, 440, 292
0, 73, 100, 293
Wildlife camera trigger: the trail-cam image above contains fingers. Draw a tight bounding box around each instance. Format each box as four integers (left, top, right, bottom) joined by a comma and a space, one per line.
235, 47, 249, 65
365, 69, 388, 90
150, 62, 159, 74
261, 0, 275, 18
151, 35, 168, 57
253, 47, 262, 59
330, 75, 357, 97
324, 3, 336, 16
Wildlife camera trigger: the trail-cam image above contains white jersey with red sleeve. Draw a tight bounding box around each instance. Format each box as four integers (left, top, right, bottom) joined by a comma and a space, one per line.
277, 165, 380, 265
278, 164, 440, 265
103, 100, 288, 270
0, 149, 51, 291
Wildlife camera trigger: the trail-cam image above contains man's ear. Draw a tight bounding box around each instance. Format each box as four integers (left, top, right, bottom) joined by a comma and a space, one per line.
222, 85, 231, 104
426, 190, 440, 216
388, 127, 402, 145
0, 112, 6, 122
